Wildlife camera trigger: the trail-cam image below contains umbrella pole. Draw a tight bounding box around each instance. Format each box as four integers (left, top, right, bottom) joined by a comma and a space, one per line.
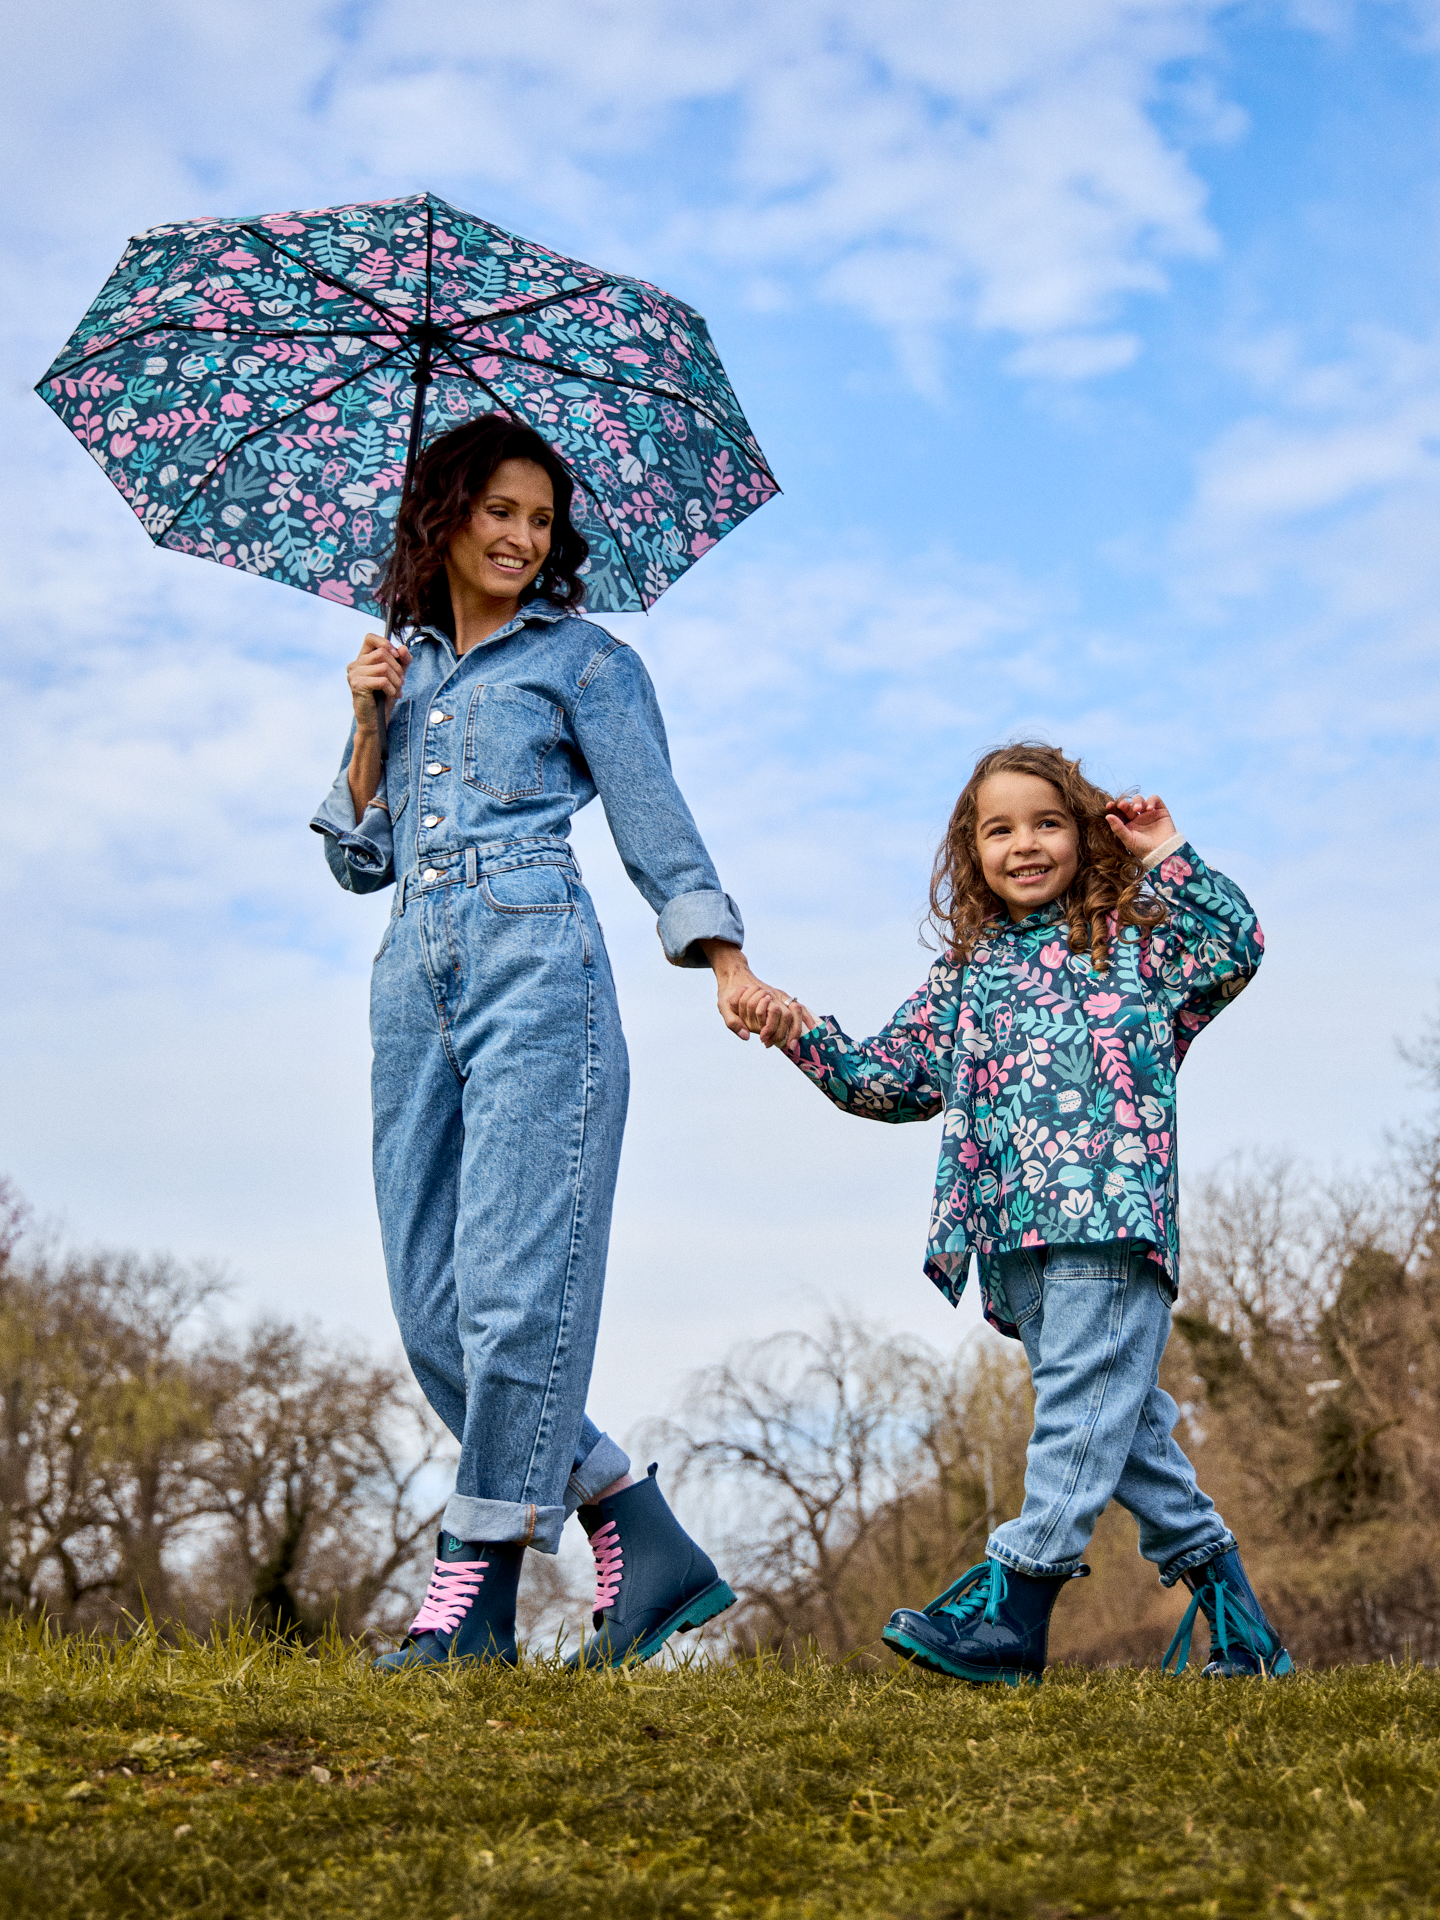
375, 334, 434, 762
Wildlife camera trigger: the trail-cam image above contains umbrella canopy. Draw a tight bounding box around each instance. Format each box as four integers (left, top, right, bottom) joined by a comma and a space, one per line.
36, 191, 779, 617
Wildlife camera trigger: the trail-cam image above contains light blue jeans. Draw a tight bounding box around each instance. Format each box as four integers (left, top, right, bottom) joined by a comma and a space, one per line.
985, 1240, 1234, 1585
370, 844, 630, 1553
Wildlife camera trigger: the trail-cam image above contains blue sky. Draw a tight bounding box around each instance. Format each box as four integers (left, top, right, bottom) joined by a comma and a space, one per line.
3, 1, 1439, 1444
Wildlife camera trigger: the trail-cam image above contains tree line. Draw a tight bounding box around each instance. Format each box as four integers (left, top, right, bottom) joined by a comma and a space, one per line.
3, 1019, 1437, 1663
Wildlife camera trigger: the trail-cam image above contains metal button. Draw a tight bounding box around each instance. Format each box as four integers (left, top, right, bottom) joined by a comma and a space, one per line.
429, 710, 450, 724
423, 814, 443, 828
425, 762, 447, 775
422, 867, 441, 882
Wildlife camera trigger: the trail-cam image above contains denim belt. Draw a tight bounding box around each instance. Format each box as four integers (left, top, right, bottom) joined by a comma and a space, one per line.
396, 836, 580, 912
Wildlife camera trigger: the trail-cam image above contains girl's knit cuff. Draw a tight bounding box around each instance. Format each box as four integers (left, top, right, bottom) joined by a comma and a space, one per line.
1141, 831, 1186, 872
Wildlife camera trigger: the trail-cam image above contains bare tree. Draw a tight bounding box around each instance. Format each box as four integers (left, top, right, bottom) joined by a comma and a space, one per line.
660, 1315, 1031, 1660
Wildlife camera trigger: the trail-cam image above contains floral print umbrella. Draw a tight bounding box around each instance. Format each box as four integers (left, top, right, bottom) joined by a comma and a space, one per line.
35, 191, 780, 617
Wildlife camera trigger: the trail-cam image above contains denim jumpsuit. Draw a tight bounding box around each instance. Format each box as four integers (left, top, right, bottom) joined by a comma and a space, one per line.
312, 600, 743, 1552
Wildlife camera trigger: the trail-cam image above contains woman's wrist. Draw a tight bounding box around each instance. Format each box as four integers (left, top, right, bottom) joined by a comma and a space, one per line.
700, 938, 752, 985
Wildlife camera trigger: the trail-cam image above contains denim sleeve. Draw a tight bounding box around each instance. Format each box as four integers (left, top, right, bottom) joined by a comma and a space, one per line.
1142, 840, 1263, 1062
573, 641, 744, 967
781, 981, 946, 1122
308, 721, 396, 895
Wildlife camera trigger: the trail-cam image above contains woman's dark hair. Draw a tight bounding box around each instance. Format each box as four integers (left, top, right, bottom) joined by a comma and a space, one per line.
377, 414, 589, 632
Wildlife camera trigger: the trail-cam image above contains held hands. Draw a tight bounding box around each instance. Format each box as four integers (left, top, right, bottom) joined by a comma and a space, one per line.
348, 632, 411, 733
1105, 792, 1179, 859
701, 941, 813, 1049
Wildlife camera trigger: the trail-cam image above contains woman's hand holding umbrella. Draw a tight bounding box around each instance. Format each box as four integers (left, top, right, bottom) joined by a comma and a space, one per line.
346, 634, 411, 823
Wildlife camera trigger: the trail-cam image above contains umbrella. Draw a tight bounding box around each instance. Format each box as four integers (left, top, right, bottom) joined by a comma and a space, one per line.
36, 191, 780, 748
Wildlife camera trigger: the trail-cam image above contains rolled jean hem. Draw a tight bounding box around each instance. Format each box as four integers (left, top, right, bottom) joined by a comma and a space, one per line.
565, 1433, 630, 1517
441, 1494, 565, 1555
986, 1539, 1085, 1580
1158, 1531, 1237, 1589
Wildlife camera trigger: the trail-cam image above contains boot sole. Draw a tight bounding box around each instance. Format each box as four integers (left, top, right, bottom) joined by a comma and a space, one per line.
569, 1578, 737, 1670
882, 1623, 1041, 1688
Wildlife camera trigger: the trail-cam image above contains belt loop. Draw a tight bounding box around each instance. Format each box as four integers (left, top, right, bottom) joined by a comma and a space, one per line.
465, 847, 478, 888
397, 871, 409, 915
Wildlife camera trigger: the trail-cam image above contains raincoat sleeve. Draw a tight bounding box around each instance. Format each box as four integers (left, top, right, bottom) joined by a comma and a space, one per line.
782, 973, 947, 1123
1141, 840, 1263, 1062
572, 639, 744, 967
308, 720, 395, 895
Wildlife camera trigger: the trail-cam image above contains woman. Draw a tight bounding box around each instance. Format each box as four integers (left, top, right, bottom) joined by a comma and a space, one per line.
311, 415, 793, 1669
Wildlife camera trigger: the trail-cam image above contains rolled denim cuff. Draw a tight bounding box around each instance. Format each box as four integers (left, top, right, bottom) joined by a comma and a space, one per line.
987, 1539, 1088, 1580
441, 1493, 564, 1556
310, 806, 394, 894
565, 1432, 631, 1517
1158, 1531, 1237, 1588
657, 888, 745, 968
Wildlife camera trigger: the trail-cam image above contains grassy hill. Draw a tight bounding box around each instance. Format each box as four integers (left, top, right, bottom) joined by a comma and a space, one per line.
1, 1620, 1436, 1918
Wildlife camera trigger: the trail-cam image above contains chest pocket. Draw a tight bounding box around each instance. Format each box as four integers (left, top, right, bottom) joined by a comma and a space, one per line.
462, 685, 564, 802
383, 701, 409, 824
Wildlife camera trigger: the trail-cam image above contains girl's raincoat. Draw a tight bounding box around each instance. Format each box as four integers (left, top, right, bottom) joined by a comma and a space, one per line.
784, 840, 1262, 1337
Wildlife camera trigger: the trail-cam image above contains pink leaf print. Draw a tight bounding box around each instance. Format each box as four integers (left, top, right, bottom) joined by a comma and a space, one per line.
1022, 1230, 1043, 1248
1083, 991, 1122, 1018
1158, 853, 1192, 884
217, 248, 259, 269
109, 432, 135, 457
519, 331, 554, 359
305, 402, 338, 421
690, 532, 717, 558
1115, 1099, 1140, 1129
318, 579, 355, 604
219, 393, 252, 417
1040, 941, 1066, 968
1090, 1026, 1134, 1098
261, 217, 307, 235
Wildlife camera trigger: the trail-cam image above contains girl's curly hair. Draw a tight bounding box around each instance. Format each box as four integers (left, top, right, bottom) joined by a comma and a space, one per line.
377, 414, 589, 634
929, 741, 1166, 974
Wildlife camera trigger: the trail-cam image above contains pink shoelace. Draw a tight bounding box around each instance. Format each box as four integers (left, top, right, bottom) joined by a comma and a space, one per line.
589, 1520, 624, 1612
409, 1556, 487, 1635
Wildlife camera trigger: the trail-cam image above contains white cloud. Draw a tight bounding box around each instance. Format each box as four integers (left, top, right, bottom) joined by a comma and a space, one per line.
4, 0, 1233, 384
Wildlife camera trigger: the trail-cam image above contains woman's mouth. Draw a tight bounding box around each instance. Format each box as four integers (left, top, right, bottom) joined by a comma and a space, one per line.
488, 553, 528, 574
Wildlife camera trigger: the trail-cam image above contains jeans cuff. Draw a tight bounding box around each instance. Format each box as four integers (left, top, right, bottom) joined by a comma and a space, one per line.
442, 1494, 564, 1556
565, 1433, 631, 1516
986, 1538, 1086, 1579
1158, 1531, 1236, 1588
656, 889, 745, 967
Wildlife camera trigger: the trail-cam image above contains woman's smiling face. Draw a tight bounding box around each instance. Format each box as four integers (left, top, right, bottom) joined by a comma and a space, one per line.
975, 770, 1080, 921
445, 457, 554, 607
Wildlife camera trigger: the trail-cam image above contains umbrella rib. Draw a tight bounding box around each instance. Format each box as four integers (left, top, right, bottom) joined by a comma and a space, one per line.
426, 344, 650, 610
42, 320, 417, 382
436, 336, 779, 491
151, 338, 413, 546
234, 224, 412, 328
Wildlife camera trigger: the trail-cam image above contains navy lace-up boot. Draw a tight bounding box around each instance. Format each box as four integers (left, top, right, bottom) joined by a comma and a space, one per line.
882, 1558, 1085, 1687
1161, 1546, 1293, 1678
375, 1533, 524, 1671
565, 1464, 736, 1670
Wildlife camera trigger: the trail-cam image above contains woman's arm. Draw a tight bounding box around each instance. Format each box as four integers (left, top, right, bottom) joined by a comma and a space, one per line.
307, 634, 411, 894
572, 639, 798, 1037
345, 633, 409, 822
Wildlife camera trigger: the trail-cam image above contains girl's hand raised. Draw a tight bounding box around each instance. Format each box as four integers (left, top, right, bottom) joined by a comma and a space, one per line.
348, 632, 411, 733
1105, 793, 1179, 858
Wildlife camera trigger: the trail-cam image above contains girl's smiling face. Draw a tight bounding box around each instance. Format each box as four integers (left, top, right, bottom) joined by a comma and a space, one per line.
975, 771, 1080, 921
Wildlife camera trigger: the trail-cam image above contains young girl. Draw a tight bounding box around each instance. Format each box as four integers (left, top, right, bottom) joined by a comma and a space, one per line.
750, 742, 1291, 1686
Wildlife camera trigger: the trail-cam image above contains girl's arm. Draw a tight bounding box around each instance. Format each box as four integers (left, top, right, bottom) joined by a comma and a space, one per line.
775, 973, 948, 1123
1108, 795, 1263, 1058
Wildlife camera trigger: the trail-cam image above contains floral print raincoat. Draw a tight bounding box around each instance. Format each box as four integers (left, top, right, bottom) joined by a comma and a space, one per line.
784, 840, 1263, 1338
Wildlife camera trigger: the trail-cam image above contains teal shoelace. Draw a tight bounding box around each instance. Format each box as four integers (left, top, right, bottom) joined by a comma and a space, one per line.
1161, 1575, 1280, 1675
924, 1560, 1008, 1626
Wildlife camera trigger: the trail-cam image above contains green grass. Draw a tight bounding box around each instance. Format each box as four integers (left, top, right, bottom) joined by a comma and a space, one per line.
2, 1622, 1438, 1918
